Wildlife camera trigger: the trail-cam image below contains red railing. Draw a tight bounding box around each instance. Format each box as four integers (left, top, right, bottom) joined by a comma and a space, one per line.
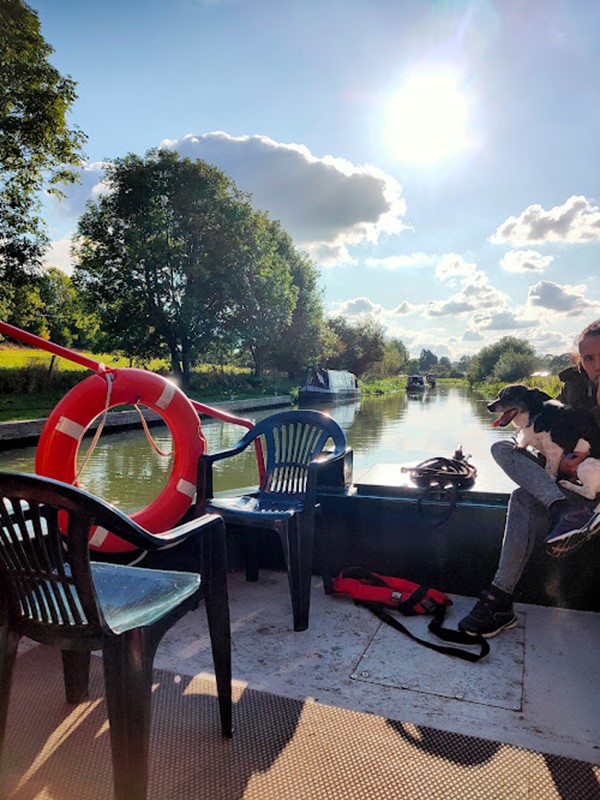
0, 320, 265, 480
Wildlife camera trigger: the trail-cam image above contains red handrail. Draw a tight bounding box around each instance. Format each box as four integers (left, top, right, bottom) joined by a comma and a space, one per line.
0, 320, 107, 372
0, 320, 265, 479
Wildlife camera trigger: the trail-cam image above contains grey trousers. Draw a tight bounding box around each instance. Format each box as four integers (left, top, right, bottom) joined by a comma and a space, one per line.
490, 439, 594, 594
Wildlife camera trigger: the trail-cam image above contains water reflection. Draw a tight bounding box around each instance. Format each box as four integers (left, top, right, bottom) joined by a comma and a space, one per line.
0, 386, 517, 511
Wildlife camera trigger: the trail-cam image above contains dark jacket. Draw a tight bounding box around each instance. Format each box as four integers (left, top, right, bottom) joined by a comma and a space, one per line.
556, 366, 600, 427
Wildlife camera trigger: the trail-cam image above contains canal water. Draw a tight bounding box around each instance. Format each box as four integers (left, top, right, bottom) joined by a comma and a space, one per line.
0, 385, 517, 512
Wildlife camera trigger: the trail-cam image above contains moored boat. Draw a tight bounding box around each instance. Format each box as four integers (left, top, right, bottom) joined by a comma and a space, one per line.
406, 374, 426, 391
298, 366, 360, 404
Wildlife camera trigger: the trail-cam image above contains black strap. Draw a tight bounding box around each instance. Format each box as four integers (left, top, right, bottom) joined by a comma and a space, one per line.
359, 601, 490, 662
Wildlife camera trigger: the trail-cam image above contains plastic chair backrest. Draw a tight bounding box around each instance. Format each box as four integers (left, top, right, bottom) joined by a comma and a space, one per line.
251, 410, 346, 498
0, 473, 150, 642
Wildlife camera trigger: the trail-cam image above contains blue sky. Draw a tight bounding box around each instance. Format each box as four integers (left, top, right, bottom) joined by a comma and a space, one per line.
33, 0, 600, 359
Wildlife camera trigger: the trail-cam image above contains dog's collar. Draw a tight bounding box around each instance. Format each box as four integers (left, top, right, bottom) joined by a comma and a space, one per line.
525, 411, 542, 428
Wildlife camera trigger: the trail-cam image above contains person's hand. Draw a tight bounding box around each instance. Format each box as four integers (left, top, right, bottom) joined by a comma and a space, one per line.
558, 451, 588, 479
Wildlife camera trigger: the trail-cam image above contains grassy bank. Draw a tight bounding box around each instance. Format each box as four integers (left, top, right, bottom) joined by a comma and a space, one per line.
0, 344, 565, 423
0, 345, 296, 422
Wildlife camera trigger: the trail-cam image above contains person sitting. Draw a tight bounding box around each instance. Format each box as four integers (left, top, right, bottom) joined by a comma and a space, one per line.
459, 318, 600, 638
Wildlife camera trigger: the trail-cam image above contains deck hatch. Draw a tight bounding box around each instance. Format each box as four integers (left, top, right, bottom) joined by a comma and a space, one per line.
351, 594, 525, 711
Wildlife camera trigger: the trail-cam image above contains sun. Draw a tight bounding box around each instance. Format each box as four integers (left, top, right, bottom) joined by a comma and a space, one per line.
384, 70, 470, 164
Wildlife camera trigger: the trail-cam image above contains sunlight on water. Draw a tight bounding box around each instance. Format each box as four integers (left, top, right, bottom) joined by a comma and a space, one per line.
0, 386, 516, 512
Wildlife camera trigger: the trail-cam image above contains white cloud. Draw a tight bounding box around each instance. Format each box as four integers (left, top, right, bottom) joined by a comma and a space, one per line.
392, 301, 415, 315
462, 329, 484, 342
526, 280, 597, 314
425, 277, 509, 317
500, 249, 554, 273
490, 195, 600, 244
57, 134, 409, 267
43, 236, 74, 275
330, 296, 384, 317
162, 132, 409, 262
435, 253, 478, 283
471, 311, 535, 331
365, 252, 433, 269
308, 241, 357, 267
52, 161, 110, 217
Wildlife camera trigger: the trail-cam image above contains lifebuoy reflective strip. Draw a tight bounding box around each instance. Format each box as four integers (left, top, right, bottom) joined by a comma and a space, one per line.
36, 368, 206, 553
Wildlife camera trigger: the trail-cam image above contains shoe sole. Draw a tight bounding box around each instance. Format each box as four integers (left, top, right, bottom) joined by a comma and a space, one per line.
545, 514, 600, 558
546, 533, 591, 558
459, 615, 518, 639
545, 511, 600, 545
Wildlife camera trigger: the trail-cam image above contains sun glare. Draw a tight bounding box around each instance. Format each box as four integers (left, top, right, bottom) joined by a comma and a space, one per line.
384, 70, 470, 164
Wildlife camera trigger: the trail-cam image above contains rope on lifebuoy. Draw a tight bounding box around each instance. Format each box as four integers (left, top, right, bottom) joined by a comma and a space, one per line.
134, 402, 174, 458
36, 368, 206, 553
74, 372, 114, 482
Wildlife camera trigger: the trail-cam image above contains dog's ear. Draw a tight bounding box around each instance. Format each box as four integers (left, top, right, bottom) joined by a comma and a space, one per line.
530, 388, 552, 404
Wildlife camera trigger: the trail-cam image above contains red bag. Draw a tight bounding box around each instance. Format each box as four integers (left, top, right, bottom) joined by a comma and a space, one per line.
329, 567, 489, 662
331, 567, 452, 615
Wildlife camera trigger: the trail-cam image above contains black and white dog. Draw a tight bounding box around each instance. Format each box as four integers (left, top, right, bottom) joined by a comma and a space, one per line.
488, 384, 600, 503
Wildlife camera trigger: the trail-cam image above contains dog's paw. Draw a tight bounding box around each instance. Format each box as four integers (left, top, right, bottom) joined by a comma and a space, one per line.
558, 479, 592, 498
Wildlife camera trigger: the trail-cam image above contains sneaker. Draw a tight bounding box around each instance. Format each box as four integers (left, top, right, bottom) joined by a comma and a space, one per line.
544, 509, 600, 558
458, 586, 517, 639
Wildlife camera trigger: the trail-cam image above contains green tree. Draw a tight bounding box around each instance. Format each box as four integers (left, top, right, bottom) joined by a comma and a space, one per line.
326, 316, 386, 376
364, 337, 409, 378
38, 267, 98, 347
0, 0, 86, 288
419, 348, 438, 372
437, 355, 452, 376
467, 336, 536, 384
492, 350, 537, 383
73, 149, 305, 385
455, 354, 472, 375
225, 212, 299, 377
269, 236, 324, 380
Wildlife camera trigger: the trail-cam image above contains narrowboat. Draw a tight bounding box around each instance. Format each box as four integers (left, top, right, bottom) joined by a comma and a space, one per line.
298, 366, 360, 404
406, 374, 425, 391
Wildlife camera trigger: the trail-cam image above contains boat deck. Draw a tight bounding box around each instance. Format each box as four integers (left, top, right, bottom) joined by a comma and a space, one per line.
3, 570, 599, 799
159, 571, 600, 765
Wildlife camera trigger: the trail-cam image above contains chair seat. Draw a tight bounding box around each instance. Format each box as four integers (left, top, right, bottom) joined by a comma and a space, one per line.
91, 563, 201, 635
208, 495, 304, 522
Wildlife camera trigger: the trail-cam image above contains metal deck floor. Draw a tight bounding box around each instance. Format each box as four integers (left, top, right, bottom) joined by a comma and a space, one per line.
154, 570, 599, 767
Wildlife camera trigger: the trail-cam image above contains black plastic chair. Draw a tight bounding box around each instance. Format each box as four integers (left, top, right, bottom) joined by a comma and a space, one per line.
0, 471, 232, 800
199, 409, 348, 632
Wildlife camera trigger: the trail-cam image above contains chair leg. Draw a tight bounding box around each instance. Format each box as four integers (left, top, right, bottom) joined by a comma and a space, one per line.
201, 520, 233, 737
281, 517, 314, 632
102, 629, 158, 800
241, 528, 260, 582
0, 624, 19, 759
61, 650, 91, 703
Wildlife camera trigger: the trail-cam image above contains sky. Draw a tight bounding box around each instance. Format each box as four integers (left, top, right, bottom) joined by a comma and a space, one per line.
31, 0, 600, 360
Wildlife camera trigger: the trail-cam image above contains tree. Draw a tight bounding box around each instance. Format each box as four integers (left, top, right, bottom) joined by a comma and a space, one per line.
363, 337, 409, 378
467, 336, 536, 384
325, 316, 386, 376
268, 236, 324, 380
38, 267, 98, 347
437, 355, 452, 376
73, 149, 305, 385
491, 350, 537, 383
455, 354, 472, 375
225, 212, 299, 377
419, 348, 438, 372
0, 0, 86, 287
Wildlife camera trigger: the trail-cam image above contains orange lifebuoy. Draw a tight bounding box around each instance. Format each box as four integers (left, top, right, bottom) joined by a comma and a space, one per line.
36, 368, 206, 553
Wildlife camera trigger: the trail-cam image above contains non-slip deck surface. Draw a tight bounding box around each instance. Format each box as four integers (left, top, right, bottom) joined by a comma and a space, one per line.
1, 645, 598, 800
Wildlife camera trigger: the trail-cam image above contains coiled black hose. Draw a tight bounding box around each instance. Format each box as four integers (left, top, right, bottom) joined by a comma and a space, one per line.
402, 450, 477, 527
